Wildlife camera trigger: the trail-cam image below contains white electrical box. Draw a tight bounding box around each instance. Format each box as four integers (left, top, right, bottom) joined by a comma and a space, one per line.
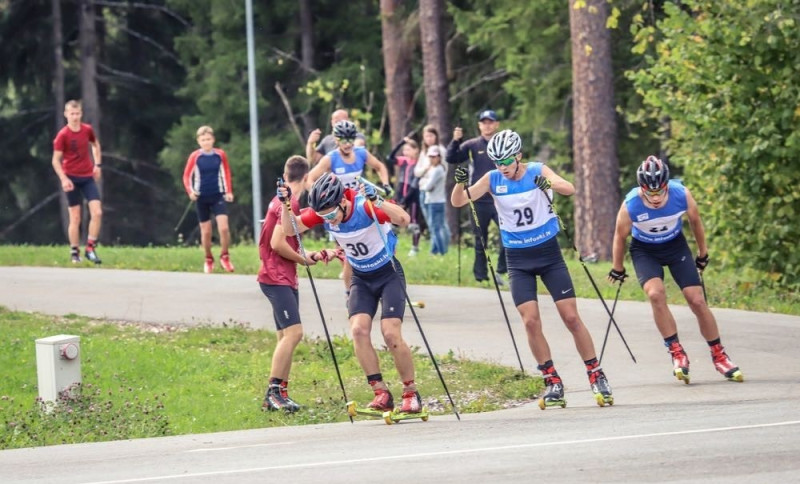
35, 334, 82, 402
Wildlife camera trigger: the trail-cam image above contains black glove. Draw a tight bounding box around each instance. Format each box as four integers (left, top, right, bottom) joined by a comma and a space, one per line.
454, 166, 469, 185
381, 183, 395, 199
695, 254, 709, 271
276, 178, 291, 203
534, 175, 551, 191
608, 267, 628, 283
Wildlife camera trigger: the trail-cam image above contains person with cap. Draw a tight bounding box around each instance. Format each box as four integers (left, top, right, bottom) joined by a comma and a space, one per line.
446, 109, 508, 285
418, 145, 450, 255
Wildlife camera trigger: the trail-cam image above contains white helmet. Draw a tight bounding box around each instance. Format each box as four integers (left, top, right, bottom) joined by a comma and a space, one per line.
487, 129, 522, 161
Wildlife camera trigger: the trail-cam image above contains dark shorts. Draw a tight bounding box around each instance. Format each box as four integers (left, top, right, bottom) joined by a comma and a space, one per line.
66, 175, 101, 207
630, 232, 701, 289
259, 283, 301, 330
196, 194, 228, 223
506, 237, 576, 306
348, 258, 406, 320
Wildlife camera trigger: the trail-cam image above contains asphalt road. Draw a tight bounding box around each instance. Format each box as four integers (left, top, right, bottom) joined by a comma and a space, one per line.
1, 266, 798, 483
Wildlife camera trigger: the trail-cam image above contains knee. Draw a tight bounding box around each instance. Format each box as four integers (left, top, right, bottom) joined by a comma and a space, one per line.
685, 292, 708, 312
91, 206, 103, 219
561, 313, 583, 333
350, 324, 371, 341
523, 317, 543, 336
382, 330, 403, 349
645, 287, 668, 306
285, 326, 304, 345
68, 210, 81, 224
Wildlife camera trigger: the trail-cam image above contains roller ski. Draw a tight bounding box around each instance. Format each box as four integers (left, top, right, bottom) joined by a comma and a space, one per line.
667, 341, 690, 384
710, 343, 744, 382
538, 375, 566, 410
383, 391, 429, 424
346, 388, 394, 420
588, 367, 614, 407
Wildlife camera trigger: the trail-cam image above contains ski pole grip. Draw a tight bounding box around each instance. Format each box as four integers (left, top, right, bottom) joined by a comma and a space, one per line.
355, 176, 387, 196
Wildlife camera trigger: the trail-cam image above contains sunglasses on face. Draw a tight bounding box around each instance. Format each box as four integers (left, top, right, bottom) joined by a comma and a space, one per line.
316, 206, 341, 221
336, 137, 356, 145
494, 157, 516, 167
643, 186, 667, 197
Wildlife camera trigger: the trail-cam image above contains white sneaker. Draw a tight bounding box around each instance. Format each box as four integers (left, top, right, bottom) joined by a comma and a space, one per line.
408, 247, 418, 257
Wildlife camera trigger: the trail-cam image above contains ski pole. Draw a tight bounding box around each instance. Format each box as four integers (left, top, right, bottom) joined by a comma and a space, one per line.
174, 200, 194, 232
278, 179, 352, 423
457, 206, 462, 286
699, 270, 707, 302
464, 184, 526, 374
365, 198, 460, 421
599, 279, 623, 366
541, 189, 637, 364
355, 176, 388, 196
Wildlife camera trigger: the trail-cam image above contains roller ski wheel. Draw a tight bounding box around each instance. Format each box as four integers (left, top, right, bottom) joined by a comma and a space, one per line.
674, 367, 690, 385
345, 401, 390, 419
588, 368, 613, 407
382, 407, 430, 425
538, 397, 567, 410
594, 392, 614, 407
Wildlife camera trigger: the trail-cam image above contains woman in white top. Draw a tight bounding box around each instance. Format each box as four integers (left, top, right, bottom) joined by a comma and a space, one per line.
414, 125, 447, 232
418, 145, 451, 254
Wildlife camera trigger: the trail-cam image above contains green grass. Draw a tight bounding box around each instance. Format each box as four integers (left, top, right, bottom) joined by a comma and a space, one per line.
1, 238, 798, 315
0, 308, 541, 450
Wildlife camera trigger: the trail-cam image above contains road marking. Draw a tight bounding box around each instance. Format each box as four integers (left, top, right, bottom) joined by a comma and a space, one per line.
84, 419, 800, 483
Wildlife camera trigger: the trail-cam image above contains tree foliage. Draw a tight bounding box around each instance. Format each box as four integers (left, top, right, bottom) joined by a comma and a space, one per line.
628, 0, 800, 284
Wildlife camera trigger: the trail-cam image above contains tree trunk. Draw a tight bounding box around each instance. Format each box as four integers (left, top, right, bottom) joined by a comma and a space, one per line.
298, 0, 314, 135
568, 0, 618, 260
380, 0, 413, 146
52, 0, 69, 238
80, 0, 102, 241
418, 0, 458, 240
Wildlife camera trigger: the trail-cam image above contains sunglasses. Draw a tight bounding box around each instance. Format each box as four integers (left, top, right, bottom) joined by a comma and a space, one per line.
494, 157, 516, 167
336, 137, 356, 145
316, 206, 341, 221
643, 186, 667, 197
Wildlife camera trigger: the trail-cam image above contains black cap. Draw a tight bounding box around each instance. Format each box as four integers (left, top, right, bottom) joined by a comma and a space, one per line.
478, 109, 498, 121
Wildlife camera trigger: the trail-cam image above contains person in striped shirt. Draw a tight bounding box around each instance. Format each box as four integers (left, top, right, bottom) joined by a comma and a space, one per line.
182, 125, 235, 273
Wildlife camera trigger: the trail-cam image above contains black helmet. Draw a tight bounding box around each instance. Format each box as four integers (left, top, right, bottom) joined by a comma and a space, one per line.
333, 120, 358, 139
637, 156, 669, 191
308, 173, 344, 212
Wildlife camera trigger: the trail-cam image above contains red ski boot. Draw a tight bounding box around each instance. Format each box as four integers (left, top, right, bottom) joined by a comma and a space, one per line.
710, 344, 744, 382
667, 341, 690, 384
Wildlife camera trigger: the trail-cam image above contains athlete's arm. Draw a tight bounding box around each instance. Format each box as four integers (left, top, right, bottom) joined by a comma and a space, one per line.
611, 203, 633, 272
368, 200, 410, 228
90, 138, 102, 181
271, 224, 315, 265
182, 153, 199, 200
306, 155, 331, 190
219, 150, 234, 202
684, 188, 708, 258
541, 165, 575, 196
51, 149, 73, 191
450, 172, 490, 208
365, 152, 391, 186
306, 129, 322, 165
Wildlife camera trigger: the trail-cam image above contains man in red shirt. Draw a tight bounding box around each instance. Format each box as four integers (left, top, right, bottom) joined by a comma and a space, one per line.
51, 100, 103, 264
258, 155, 337, 412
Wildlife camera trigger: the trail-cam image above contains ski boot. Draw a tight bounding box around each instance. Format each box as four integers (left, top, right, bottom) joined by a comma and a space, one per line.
70, 249, 81, 264
220, 253, 235, 272
262, 385, 298, 413
203, 256, 214, 274
280, 382, 301, 412
710, 344, 744, 382
346, 387, 394, 419
588, 367, 614, 407
538, 374, 566, 410
85, 246, 102, 265
383, 390, 429, 424
667, 341, 690, 384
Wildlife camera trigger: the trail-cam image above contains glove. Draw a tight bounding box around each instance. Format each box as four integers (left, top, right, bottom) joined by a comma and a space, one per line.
381, 183, 395, 199
695, 254, 709, 271
454, 166, 469, 185
364, 183, 384, 206
608, 267, 628, 283
534, 175, 551, 191
276, 178, 291, 203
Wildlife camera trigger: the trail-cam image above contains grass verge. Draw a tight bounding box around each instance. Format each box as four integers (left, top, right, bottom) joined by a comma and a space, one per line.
0, 308, 541, 450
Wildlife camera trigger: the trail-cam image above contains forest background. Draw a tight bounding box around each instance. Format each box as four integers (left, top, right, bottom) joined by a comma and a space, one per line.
1, 0, 798, 288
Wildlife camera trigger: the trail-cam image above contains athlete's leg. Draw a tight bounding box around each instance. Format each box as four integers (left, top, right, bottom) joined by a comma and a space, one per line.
517, 300, 553, 365
87, 199, 102, 241
199, 220, 213, 258
642, 277, 678, 338
350, 313, 379, 374
271, 324, 303, 380
215, 214, 230, 254
553, 297, 597, 361
67, 205, 81, 248
380, 317, 414, 382
683, 286, 720, 341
